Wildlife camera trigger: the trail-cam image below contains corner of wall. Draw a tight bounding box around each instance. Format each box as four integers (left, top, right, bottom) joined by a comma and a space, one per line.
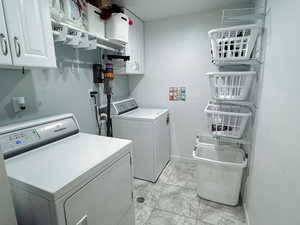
243, 202, 251, 225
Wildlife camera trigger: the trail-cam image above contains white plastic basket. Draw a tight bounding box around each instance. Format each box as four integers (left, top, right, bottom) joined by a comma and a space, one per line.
208, 24, 261, 64
194, 135, 239, 150
193, 144, 247, 205
205, 104, 251, 138
206, 71, 256, 101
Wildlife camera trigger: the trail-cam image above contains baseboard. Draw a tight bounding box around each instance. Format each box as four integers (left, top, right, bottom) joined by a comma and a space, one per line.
243, 203, 250, 225
171, 154, 195, 162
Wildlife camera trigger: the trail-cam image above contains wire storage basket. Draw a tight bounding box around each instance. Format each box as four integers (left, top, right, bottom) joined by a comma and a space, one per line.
208, 24, 261, 64
205, 104, 251, 138
206, 71, 256, 101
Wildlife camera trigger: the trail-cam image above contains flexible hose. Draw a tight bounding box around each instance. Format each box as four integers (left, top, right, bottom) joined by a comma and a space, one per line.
106, 94, 113, 137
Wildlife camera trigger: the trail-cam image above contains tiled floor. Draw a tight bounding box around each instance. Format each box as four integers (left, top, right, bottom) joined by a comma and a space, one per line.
133, 158, 247, 225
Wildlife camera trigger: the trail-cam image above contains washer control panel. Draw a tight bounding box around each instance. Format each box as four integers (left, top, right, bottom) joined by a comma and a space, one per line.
112, 98, 138, 115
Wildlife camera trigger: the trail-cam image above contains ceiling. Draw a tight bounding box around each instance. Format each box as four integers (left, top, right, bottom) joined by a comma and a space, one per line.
113, 0, 254, 21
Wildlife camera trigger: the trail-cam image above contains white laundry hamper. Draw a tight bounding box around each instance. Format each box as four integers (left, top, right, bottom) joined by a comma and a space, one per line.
205, 103, 251, 139
206, 71, 256, 101
193, 140, 247, 206
208, 24, 261, 64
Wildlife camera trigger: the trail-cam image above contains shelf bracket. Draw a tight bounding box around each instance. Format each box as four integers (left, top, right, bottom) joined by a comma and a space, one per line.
76, 33, 89, 49
53, 24, 68, 42
85, 39, 97, 50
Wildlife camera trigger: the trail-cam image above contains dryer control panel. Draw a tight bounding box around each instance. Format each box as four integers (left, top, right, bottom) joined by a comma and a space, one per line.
0, 129, 40, 155
0, 114, 79, 159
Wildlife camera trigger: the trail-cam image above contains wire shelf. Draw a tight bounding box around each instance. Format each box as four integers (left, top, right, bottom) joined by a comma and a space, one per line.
51, 20, 125, 52
222, 8, 265, 26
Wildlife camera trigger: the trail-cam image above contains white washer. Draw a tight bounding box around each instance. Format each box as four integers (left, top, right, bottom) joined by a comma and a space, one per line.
0, 114, 135, 225
112, 98, 171, 182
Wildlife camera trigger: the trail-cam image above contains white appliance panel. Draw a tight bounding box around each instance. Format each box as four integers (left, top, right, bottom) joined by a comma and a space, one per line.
112, 98, 170, 182
5, 133, 132, 200
64, 154, 132, 225
10, 186, 52, 225
0, 154, 17, 225
154, 111, 171, 180
0, 114, 135, 225
114, 118, 154, 181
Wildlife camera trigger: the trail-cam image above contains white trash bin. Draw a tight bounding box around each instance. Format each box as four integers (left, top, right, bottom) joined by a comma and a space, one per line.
193, 137, 247, 206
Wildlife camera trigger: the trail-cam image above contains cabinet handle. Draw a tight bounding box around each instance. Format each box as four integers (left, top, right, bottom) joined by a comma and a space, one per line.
0, 33, 8, 56
14, 37, 21, 57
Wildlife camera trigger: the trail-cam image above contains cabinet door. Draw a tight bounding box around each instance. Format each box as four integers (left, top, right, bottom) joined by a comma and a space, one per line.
125, 10, 144, 74
0, 0, 12, 65
3, 0, 56, 68
135, 15, 144, 74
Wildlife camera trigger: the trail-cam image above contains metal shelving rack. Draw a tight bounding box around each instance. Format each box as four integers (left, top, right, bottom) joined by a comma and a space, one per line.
202, 7, 265, 147
51, 20, 125, 53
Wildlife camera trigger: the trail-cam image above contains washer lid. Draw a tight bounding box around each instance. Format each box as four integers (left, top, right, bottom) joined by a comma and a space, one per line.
120, 108, 169, 121
5, 133, 132, 201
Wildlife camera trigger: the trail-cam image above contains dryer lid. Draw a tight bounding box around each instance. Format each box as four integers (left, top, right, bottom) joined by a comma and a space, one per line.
5, 133, 132, 200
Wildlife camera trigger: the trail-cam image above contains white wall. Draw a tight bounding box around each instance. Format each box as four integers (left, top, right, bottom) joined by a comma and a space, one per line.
245, 0, 300, 224
129, 10, 222, 158
0, 44, 130, 133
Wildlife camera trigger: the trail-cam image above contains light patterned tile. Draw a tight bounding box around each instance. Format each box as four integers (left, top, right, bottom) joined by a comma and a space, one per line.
134, 159, 247, 225
135, 204, 153, 225
145, 209, 196, 225
155, 183, 202, 218
196, 220, 214, 225
198, 205, 246, 225
134, 179, 162, 208
158, 161, 174, 183
159, 159, 197, 189
198, 198, 246, 223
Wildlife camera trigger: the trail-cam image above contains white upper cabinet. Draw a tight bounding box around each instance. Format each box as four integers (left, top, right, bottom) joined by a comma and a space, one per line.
0, 0, 12, 65
1, 0, 56, 68
124, 9, 144, 75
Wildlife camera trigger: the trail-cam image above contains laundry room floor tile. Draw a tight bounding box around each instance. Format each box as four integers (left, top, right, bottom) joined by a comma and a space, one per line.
158, 161, 173, 183
145, 209, 196, 225
155, 183, 200, 218
158, 158, 197, 189
135, 204, 154, 225
134, 179, 162, 208
196, 220, 213, 225
198, 204, 246, 225
197, 198, 246, 223
133, 158, 246, 225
